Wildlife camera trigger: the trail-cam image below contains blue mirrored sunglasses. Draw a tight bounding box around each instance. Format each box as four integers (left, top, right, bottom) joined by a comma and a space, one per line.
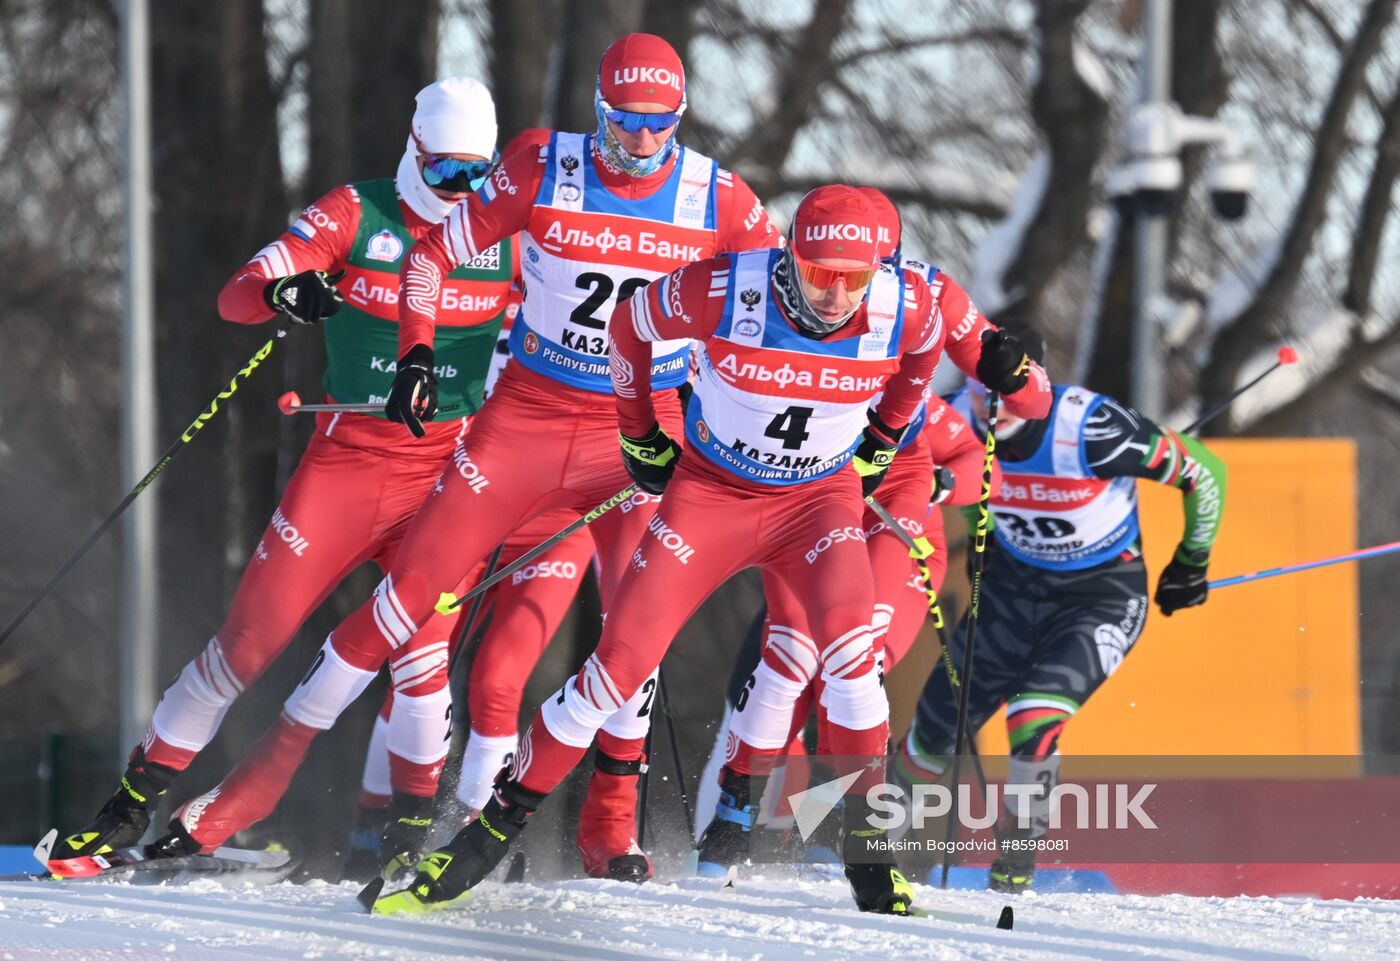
600, 100, 684, 134
421, 153, 498, 193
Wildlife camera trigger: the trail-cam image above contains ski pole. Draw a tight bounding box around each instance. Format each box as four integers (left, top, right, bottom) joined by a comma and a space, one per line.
277, 391, 382, 415
941, 389, 999, 889
1181, 345, 1297, 435
0, 325, 294, 650
658, 668, 693, 828
437, 484, 640, 613
1209, 540, 1400, 590
865, 495, 933, 559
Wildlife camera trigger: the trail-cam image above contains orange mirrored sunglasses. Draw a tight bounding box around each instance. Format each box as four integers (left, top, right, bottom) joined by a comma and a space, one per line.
793, 254, 878, 291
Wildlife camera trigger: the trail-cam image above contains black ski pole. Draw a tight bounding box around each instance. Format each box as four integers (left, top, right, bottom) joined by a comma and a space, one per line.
658, 668, 693, 828
940, 389, 999, 890
1181, 345, 1296, 435
0, 325, 294, 650
439, 485, 639, 612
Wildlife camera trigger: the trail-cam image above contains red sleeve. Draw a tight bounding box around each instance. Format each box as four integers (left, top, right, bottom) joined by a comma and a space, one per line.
872, 270, 945, 435
610, 258, 729, 437
936, 274, 1051, 419
714, 170, 782, 253
216, 185, 359, 325
397, 142, 546, 354
922, 398, 999, 508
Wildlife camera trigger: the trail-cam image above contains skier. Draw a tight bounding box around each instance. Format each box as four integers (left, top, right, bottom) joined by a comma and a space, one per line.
375, 184, 964, 917
51, 77, 515, 872
897, 338, 1228, 893
696, 187, 1040, 872
167, 32, 781, 884
344, 295, 597, 879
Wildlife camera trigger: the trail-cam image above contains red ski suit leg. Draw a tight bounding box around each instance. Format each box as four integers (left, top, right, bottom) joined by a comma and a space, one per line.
175, 365, 676, 850
362, 508, 594, 808
727, 434, 944, 777
515, 455, 891, 802
141, 417, 466, 773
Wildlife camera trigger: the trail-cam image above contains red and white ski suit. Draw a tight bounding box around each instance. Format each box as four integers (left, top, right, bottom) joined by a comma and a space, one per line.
260, 132, 778, 868
507, 250, 946, 804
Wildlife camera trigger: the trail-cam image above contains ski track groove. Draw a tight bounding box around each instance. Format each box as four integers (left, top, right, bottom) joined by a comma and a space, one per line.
0, 874, 1396, 961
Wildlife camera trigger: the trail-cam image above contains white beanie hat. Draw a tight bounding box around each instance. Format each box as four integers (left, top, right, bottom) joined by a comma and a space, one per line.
411, 76, 497, 156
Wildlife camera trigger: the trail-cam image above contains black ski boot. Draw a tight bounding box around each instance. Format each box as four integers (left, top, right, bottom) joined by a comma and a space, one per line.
988, 826, 1037, 894
841, 794, 913, 915
56, 748, 179, 861
341, 803, 391, 883
375, 793, 435, 883
696, 767, 766, 877
369, 780, 542, 916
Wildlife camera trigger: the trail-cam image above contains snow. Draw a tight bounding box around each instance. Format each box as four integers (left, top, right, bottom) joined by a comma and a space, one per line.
1, 873, 1397, 961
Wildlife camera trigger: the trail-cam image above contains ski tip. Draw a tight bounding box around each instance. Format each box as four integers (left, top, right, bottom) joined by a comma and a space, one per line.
505, 852, 526, 884
997, 905, 1014, 930
32, 829, 57, 866
356, 876, 386, 913
721, 865, 738, 889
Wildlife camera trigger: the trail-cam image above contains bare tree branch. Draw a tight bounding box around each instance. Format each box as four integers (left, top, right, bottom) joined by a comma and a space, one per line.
1200, 0, 1397, 420
1288, 0, 1388, 115
1344, 76, 1400, 315
725, 0, 853, 170
830, 25, 1029, 70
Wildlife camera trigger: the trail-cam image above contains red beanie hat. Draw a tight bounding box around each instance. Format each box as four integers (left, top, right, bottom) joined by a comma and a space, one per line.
599, 33, 685, 110
855, 186, 901, 259
791, 185, 882, 265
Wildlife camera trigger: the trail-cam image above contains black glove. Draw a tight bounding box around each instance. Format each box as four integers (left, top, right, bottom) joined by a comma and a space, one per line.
975, 327, 1031, 394
620, 423, 682, 495
1155, 551, 1209, 616
852, 413, 903, 497
263, 269, 345, 325
385, 344, 439, 438
930, 465, 956, 505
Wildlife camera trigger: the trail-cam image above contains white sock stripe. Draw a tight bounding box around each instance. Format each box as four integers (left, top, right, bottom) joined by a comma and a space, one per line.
765, 642, 807, 683
584, 655, 624, 710
200, 638, 243, 699
391, 655, 448, 691
389, 641, 449, 672
821, 625, 870, 663
372, 576, 417, 648
383, 574, 419, 637
1006, 697, 1078, 717
768, 623, 817, 649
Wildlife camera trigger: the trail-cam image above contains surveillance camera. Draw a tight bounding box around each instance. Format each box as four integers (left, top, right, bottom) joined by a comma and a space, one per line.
1106, 155, 1181, 214
1206, 155, 1254, 221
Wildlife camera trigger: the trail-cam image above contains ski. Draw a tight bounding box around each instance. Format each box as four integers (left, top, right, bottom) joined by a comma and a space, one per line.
907, 903, 1015, 929
39, 832, 292, 882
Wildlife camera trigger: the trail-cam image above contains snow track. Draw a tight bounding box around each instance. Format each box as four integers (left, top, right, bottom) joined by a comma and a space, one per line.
0, 874, 1396, 960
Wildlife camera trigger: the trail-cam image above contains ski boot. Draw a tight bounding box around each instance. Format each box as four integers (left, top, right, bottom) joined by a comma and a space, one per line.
576, 751, 652, 882
695, 767, 766, 877
988, 827, 1037, 894
370, 780, 542, 916
54, 748, 178, 862
372, 793, 435, 884
988, 856, 1035, 894
341, 801, 390, 883
841, 797, 913, 915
